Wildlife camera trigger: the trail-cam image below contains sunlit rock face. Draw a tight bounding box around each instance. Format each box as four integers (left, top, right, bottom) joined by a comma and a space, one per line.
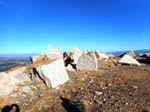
77, 52, 98, 71
119, 54, 140, 66
35, 58, 69, 88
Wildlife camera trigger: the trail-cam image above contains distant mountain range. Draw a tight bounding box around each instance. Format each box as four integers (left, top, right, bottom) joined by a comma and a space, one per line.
107, 49, 150, 56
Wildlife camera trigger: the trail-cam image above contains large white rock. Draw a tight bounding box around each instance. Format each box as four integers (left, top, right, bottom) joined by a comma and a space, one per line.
119, 54, 140, 66
71, 47, 82, 64
76, 52, 98, 71
41, 45, 63, 60
36, 58, 69, 88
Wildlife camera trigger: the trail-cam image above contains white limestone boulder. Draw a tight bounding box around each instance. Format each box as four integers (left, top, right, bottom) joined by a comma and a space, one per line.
76, 52, 98, 71
119, 54, 140, 66
36, 58, 69, 88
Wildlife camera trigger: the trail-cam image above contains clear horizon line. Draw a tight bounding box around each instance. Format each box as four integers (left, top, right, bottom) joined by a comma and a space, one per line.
0, 48, 150, 55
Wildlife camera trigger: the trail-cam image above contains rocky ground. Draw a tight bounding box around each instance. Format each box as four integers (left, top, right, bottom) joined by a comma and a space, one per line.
1, 63, 150, 112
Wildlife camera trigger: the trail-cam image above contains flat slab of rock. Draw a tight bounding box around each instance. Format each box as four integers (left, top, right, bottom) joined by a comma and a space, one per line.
76, 52, 98, 71
119, 54, 140, 66
36, 58, 69, 88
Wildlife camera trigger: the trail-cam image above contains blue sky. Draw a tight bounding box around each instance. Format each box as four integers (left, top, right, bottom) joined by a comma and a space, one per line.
0, 0, 150, 54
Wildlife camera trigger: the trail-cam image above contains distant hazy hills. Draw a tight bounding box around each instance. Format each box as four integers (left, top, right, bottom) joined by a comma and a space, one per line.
0, 54, 36, 72
0, 53, 39, 59
0, 49, 150, 59
107, 49, 150, 56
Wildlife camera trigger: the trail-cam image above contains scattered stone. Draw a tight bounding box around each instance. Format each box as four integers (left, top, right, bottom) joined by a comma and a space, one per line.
31, 85, 37, 90
97, 100, 103, 105
95, 91, 103, 95
133, 86, 138, 89
89, 77, 95, 83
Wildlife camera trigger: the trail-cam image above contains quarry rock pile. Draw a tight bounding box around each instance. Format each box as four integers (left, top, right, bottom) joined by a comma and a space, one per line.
0, 45, 150, 109
30, 45, 69, 88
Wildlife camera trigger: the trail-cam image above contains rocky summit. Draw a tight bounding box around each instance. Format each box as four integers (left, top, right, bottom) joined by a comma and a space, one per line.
0, 45, 150, 112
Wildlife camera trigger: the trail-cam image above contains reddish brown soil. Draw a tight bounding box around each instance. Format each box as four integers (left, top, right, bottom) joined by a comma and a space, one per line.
1, 65, 150, 112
